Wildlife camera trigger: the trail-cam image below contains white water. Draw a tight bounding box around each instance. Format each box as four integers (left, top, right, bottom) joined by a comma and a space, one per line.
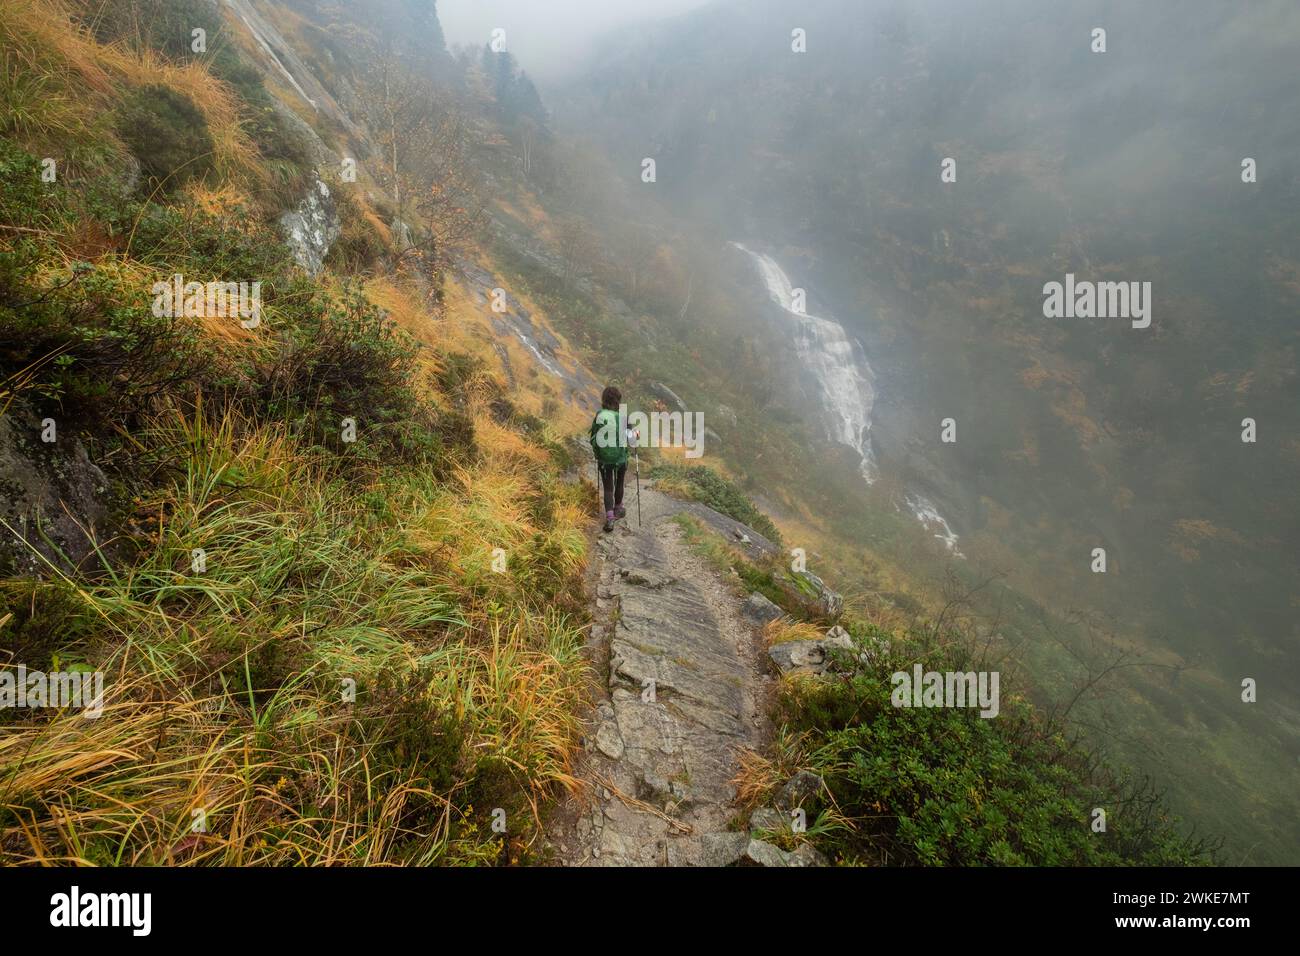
733, 243, 878, 482
905, 493, 964, 557
735, 243, 963, 556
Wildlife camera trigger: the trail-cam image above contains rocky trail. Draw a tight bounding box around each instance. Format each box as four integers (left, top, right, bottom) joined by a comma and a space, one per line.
549, 466, 830, 867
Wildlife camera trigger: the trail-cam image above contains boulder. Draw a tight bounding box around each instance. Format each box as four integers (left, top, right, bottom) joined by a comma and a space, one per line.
666, 832, 749, 867
742, 592, 783, 624
768, 640, 833, 675
749, 807, 788, 834
0, 407, 110, 576
648, 381, 688, 413
794, 570, 844, 621
279, 178, 340, 276
777, 771, 825, 810
767, 628, 855, 676
594, 720, 625, 760
745, 838, 791, 867
744, 837, 827, 867
788, 844, 830, 867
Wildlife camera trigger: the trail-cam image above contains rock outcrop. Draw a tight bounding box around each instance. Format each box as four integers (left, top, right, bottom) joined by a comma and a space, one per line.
0, 407, 110, 575
280, 178, 340, 276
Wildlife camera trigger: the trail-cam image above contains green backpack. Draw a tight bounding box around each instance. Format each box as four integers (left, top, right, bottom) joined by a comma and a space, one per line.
589, 408, 629, 466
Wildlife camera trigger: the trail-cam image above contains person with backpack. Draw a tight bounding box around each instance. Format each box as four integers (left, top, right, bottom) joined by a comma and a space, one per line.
589, 386, 638, 532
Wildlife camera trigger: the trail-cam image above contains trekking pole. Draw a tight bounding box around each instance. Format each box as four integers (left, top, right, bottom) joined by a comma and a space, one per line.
635, 447, 642, 528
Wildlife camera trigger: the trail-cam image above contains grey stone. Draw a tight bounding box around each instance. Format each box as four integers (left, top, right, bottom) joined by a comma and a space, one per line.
0, 406, 110, 575
792, 570, 844, 621
788, 843, 830, 867
768, 640, 831, 674
777, 771, 824, 810
666, 832, 749, 867
743, 592, 783, 624
648, 382, 688, 413
595, 721, 625, 760
279, 178, 340, 276
768, 630, 858, 676
745, 838, 792, 867
749, 807, 787, 833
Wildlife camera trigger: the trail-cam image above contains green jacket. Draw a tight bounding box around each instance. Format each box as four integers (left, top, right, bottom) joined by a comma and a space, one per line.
589, 408, 630, 467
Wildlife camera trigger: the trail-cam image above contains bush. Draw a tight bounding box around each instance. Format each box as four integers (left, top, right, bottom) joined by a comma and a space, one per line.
650, 462, 782, 545
774, 630, 1216, 866
257, 285, 453, 466
114, 84, 214, 192
0, 250, 206, 427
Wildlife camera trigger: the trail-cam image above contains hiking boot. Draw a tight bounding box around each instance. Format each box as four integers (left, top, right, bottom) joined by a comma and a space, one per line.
603, 512, 616, 533
614, 505, 626, 519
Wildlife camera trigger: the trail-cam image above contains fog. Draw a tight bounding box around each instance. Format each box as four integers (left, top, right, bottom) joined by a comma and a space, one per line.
518, 0, 1300, 863
437, 0, 713, 82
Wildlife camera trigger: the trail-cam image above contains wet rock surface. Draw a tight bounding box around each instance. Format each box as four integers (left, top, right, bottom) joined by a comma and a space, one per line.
280, 178, 340, 276
0, 407, 110, 575
560, 478, 774, 866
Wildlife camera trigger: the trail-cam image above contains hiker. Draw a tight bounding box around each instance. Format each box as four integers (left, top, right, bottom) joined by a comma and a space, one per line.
590, 386, 639, 532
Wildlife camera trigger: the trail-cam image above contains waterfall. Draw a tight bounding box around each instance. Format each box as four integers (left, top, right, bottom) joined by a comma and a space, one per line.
733, 243, 878, 482
735, 243, 963, 555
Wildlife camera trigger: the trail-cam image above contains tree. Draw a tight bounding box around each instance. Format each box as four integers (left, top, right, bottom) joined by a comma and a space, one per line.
354, 46, 484, 291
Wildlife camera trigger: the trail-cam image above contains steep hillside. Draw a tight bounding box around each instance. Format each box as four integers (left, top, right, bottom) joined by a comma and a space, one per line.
0, 0, 602, 865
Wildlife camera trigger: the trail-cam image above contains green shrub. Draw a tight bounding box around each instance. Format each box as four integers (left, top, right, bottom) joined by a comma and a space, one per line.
650, 462, 782, 545
775, 630, 1217, 866
0, 248, 205, 426
257, 285, 453, 467
114, 84, 214, 192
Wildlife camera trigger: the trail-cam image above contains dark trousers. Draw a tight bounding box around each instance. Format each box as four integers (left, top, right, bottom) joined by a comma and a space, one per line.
598, 463, 627, 513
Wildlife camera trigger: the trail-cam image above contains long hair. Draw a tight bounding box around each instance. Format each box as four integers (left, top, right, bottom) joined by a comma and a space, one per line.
600, 386, 622, 411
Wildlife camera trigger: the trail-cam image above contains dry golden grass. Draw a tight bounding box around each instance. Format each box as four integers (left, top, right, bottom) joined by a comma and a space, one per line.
0, 0, 264, 188
0, 406, 590, 865
762, 618, 821, 646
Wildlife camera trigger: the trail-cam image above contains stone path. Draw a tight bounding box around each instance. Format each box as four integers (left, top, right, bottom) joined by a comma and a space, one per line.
555, 477, 777, 866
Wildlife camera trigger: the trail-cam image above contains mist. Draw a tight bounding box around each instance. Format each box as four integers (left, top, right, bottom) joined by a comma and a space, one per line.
437, 0, 714, 82
537, 0, 1300, 863
1, 0, 1294, 882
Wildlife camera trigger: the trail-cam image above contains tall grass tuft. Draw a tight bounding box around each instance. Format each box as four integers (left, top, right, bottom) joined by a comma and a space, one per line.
0, 405, 589, 865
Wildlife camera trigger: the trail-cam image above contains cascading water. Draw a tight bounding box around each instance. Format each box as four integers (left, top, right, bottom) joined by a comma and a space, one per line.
735, 242, 962, 556
733, 243, 878, 482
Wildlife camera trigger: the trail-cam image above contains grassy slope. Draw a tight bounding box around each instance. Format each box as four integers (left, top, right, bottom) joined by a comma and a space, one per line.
0, 0, 598, 865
